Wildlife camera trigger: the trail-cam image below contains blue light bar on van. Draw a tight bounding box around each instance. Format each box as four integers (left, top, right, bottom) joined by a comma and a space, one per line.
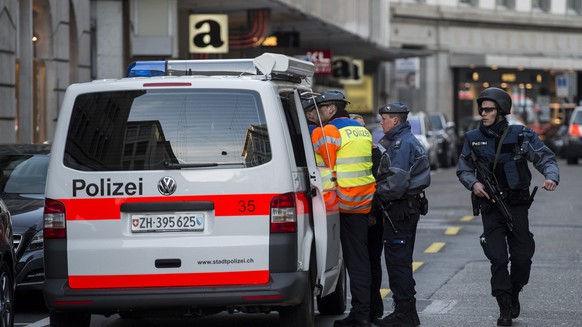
126, 61, 166, 77
126, 53, 315, 79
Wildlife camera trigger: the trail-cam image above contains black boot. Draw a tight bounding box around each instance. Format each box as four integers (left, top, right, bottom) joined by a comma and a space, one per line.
511, 291, 520, 319
496, 294, 513, 326
334, 314, 371, 327
410, 298, 420, 326
379, 298, 420, 327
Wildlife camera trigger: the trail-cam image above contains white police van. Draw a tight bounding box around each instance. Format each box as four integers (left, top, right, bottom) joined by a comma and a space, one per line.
43, 53, 344, 326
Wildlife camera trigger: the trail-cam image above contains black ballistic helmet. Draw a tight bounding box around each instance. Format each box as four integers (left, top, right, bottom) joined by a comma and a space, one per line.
302, 90, 348, 111
378, 102, 409, 115
477, 87, 512, 115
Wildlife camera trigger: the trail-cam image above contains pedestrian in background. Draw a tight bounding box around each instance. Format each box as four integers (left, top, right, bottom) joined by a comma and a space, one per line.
350, 113, 385, 325
374, 102, 430, 327
456, 87, 559, 326
310, 91, 376, 327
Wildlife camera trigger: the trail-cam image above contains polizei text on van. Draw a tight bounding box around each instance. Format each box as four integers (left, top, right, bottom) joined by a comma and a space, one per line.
72, 178, 144, 197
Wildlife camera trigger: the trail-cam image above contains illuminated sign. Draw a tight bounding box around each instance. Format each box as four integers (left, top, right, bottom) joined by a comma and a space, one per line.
306, 49, 332, 76
189, 14, 228, 53
501, 73, 516, 82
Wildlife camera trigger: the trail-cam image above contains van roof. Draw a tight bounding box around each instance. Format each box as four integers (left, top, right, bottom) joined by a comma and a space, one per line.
126, 53, 315, 83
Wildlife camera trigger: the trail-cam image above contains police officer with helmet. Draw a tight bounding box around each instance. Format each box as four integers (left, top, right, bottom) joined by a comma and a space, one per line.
374, 102, 431, 327
309, 90, 376, 327
456, 87, 559, 326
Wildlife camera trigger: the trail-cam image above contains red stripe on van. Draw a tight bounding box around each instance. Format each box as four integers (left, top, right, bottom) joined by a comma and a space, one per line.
68, 270, 269, 289
59, 194, 276, 220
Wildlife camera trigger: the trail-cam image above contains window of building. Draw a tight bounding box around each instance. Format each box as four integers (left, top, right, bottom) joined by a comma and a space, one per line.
532, 0, 550, 12
567, 0, 581, 14
459, 0, 478, 6
496, 0, 515, 9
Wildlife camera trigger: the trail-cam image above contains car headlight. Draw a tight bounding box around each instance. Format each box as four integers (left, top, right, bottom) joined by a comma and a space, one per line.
25, 230, 44, 252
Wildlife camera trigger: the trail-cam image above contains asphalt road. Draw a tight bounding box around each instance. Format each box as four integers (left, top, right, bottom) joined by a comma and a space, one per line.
15, 158, 582, 326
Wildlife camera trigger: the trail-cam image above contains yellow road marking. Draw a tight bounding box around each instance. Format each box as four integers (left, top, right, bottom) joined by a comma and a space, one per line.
424, 242, 446, 253
460, 215, 475, 222
379, 262, 423, 299
445, 226, 462, 235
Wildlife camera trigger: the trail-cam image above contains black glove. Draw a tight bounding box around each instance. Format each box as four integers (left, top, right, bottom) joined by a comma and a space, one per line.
389, 200, 409, 222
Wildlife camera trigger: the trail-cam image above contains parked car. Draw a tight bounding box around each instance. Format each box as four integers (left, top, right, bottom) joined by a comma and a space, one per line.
0, 198, 15, 327
546, 124, 569, 158
408, 112, 440, 170
563, 106, 582, 165
429, 113, 458, 168
0, 144, 50, 292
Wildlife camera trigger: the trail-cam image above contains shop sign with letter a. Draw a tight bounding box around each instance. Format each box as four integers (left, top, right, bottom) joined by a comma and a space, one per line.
189, 14, 228, 53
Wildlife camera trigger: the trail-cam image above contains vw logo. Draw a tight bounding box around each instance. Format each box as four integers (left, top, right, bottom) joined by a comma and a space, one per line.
158, 177, 177, 196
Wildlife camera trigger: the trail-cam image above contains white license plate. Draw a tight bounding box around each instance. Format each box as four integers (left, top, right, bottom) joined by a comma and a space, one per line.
131, 213, 205, 233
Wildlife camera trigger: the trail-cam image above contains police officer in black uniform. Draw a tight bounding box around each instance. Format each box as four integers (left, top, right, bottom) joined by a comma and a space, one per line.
456, 87, 559, 326
374, 102, 431, 327
350, 113, 385, 325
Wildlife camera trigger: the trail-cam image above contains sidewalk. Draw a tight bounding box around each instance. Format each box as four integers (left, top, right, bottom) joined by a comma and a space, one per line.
412, 261, 582, 327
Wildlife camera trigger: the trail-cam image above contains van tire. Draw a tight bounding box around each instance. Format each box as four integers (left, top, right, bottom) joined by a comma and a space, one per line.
49, 311, 91, 327
316, 264, 347, 315
279, 274, 314, 327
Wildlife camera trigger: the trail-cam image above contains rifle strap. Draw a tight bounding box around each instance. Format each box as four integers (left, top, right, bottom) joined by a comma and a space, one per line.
493, 125, 510, 171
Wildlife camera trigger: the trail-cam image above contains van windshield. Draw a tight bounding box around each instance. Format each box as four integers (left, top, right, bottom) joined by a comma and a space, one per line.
64, 89, 271, 171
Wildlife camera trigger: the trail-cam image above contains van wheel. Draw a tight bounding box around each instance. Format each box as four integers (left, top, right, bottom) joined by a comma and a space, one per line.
279, 275, 314, 327
49, 310, 91, 327
0, 262, 14, 327
316, 264, 347, 315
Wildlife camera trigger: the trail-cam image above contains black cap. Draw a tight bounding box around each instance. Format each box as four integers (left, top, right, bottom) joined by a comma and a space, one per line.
378, 102, 409, 115
302, 90, 348, 111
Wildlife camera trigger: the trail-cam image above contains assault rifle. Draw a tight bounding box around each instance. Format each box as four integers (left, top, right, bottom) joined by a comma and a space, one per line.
469, 151, 514, 232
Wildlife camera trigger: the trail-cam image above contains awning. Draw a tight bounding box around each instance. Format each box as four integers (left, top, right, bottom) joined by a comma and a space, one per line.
178, 0, 432, 61
451, 53, 582, 70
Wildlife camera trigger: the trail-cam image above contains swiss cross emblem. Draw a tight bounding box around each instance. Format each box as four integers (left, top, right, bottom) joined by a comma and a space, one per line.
132, 218, 139, 227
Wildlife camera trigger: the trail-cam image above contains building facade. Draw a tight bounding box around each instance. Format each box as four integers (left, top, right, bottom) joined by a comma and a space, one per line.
2, 0, 410, 143
0, 0, 91, 144
388, 0, 582, 133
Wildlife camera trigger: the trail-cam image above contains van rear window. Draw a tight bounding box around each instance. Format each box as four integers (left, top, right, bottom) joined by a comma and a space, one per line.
64, 89, 270, 171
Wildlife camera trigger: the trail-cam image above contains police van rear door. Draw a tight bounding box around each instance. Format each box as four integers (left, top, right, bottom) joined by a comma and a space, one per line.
294, 91, 342, 296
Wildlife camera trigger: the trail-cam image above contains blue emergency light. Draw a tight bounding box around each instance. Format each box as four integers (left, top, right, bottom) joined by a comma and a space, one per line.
126, 53, 315, 80
126, 61, 166, 77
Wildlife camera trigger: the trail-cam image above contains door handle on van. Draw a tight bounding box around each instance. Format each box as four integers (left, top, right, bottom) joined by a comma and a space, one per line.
308, 187, 317, 197
155, 259, 182, 269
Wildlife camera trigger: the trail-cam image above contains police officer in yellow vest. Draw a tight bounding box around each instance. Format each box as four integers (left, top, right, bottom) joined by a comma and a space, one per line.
307, 90, 376, 327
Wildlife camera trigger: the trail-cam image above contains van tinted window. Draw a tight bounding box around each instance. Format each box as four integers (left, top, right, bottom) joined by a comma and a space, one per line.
64, 89, 270, 171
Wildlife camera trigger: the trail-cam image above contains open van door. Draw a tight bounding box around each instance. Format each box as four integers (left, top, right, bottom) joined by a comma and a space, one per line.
295, 92, 343, 300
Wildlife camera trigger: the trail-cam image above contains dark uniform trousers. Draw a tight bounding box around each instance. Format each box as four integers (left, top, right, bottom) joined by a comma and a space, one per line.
383, 211, 420, 300
479, 201, 535, 297
340, 213, 371, 320
368, 214, 384, 318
